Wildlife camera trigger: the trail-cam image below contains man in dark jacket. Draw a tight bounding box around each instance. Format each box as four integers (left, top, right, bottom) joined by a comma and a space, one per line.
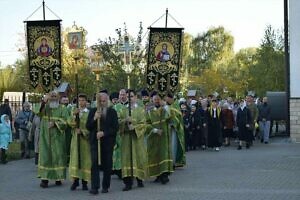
15, 102, 34, 158
258, 97, 271, 144
86, 92, 119, 195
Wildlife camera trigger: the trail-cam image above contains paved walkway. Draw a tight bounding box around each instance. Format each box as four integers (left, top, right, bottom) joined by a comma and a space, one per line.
1, 137, 300, 200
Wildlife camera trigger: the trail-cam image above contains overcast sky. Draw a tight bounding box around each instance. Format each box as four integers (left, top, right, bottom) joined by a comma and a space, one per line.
0, 0, 284, 66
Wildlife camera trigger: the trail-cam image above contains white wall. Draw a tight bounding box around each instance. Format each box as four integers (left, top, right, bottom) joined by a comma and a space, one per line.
290, 0, 300, 98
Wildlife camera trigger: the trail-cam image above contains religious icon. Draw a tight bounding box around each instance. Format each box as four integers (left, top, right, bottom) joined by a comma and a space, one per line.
36, 37, 53, 57
68, 32, 83, 49
156, 42, 171, 62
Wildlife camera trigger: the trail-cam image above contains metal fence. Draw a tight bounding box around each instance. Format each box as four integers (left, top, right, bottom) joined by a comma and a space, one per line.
0, 99, 40, 118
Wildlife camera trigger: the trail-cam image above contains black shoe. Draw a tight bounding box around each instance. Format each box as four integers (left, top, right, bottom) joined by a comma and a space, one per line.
1, 159, 7, 164
55, 181, 62, 186
70, 180, 79, 191
40, 180, 48, 188
264, 141, 268, 144
154, 176, 161, 183
237, 145, 242, 150
160, 176, 169, 184
89, 189, 98, 195
261, 139, 263, 143
246, 143, 250, 149
82, 180, 88, 190
25, 155, 30, 159
122, 185, 132, 191
101, 188, 108, 193
116, 170, 122, 179
137, 180, 144, 188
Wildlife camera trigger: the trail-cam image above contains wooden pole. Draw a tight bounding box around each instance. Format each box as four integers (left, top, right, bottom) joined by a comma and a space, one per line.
75, 57, 81, 169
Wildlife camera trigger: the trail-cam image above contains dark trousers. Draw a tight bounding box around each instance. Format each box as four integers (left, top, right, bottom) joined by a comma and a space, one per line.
1, 148, 7, 163
90, 138, 114, 190
192, 129, 200, 148
184, 129, 190, 151
200, 127, 207, 146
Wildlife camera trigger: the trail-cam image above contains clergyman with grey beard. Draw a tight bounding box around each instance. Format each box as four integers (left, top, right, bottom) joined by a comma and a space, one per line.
37, 91, 69, 188
86, 92, 119, 195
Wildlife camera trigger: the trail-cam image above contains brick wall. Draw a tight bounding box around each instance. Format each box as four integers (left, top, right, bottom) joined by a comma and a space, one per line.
290, 98, 300, 142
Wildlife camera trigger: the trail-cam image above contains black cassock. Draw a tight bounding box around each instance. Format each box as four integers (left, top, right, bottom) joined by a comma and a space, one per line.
206, 108, 222, 148
236, 107, 252, 142
86, 106, 119, 191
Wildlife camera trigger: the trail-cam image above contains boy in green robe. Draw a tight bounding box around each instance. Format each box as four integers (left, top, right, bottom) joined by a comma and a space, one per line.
111, 89, 128, 179
119, 90, 147, 191
68, 94, 91, 191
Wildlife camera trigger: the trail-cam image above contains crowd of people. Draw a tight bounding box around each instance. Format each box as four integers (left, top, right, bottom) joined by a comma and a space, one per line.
180, 94, 271, 152
0, 89, 272, 195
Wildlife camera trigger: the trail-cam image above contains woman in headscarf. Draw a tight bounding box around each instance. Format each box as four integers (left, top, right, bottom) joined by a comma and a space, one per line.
236, 100, 252, 150
0, 114, 13, 164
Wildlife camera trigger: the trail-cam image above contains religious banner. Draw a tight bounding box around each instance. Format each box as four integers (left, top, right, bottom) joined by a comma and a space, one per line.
68, 31, 83, 49
26, 20, 62, 92
146, 28, 183, 96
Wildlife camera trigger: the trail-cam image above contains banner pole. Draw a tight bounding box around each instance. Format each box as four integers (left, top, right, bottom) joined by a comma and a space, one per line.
165, 8, 168, 28
42, 0, 46, 20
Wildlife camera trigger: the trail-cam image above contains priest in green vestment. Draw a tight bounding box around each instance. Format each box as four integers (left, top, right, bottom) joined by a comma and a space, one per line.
146, 94, 173, 184
37, 91, 69, 188
164, 93, 186, 168
111, 89, 128, 179
60, 96, 72, 166
119, 90, 147, 191
68, 93, 91, 191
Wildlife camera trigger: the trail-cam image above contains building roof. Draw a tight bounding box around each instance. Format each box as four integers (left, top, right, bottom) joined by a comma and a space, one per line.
55, 82, 72, 93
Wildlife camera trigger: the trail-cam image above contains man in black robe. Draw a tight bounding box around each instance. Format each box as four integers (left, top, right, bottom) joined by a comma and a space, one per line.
86, 92, 119, 194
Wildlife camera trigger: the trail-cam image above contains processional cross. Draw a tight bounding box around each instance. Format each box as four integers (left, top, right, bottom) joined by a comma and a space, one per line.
118, 35, 135, 65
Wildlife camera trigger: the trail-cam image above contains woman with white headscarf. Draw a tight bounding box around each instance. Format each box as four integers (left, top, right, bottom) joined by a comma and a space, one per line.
236, 100, 252, 150
0, 114, 12, 164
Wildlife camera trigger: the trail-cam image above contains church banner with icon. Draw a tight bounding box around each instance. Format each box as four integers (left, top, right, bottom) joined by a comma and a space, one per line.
26, 20, 62, 92
146, 27, 183, 96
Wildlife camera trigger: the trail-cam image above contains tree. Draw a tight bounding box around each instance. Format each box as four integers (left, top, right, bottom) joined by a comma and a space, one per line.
248, 25, 285, 97
190, 26, 234, 74
180, 33, 194, 93
227, 47, 258, 97
91, 23, 146, 92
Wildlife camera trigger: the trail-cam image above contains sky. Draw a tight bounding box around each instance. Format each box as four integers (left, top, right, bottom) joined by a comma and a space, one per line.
0, 0, 284, 66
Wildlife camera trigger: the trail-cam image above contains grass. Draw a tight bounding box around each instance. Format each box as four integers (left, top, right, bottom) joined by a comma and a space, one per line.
6, 141, 22, 160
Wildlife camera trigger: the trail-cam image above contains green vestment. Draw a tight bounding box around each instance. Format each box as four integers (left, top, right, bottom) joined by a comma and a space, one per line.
37, 104, 68, 180
168, 102, 186, 167
68, 108, 91, 181
119, 104, 148, 180
112, 103, 126, 171
146, 106, 174, 177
